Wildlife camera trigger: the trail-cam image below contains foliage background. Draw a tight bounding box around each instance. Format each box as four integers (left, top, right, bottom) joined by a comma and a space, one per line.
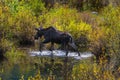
0, 0, 120, 80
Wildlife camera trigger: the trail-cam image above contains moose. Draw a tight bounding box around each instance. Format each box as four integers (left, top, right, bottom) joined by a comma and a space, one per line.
34, 26, 80, 56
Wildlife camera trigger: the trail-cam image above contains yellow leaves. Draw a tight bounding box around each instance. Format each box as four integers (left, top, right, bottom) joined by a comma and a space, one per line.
102, 5, 120, 29
89, 26, 110, 43
118, 67, 120, 73
1, 38, 13, 48
39, 6, 80, 28
79, 64, 85, 70
27, 71, 42, 80
103, 71, 114, 80
72, 60, 116, 80
4, 6, 9, 12
19, 75, 24, 80
55, 22, 63, 31
8, 16, 14, 26
93, 64, 102, 79
0, 7, 2, 15
79, 21, 92, 31
63, 20, 92, 39
0, 68, 4, 73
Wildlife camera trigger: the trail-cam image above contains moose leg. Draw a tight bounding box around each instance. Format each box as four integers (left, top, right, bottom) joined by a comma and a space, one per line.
39, 42, 42, 52
63, 43, 68, 56
68, 42, 80, 56
50, 42, 54, 58
39, 42, 44, 55
96, 55, 100, 64
49, 42, 54, 51
40, 39, 50, 51
65, 45, 69, 56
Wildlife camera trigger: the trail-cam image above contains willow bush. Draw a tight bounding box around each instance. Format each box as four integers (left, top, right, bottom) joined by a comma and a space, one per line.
87, 4, 120, 78
101, 5, 120, 76
0, 1, 14, 55
38, 5, 92, 43
72, 60, 115, 80
0, 0, 41, 46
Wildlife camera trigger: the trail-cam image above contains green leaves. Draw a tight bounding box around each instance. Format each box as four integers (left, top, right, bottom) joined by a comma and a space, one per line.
38, 6, 92, 40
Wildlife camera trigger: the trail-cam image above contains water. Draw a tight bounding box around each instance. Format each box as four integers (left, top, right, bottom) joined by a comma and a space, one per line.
29, 50, 93, 60
0, 50, 93, 80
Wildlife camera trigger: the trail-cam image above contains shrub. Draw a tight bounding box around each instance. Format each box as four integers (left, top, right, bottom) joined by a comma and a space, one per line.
101, 4, 120, 70
0, 0, 39, 46
72, 60, 115, 80
38, 6, 92, 40
24, 0, 46, 16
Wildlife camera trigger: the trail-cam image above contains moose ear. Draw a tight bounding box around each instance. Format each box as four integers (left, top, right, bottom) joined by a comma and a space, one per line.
35, 28, 39, 31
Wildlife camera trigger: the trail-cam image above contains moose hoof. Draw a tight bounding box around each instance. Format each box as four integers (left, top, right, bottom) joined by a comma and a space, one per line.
65, 53, 68, 56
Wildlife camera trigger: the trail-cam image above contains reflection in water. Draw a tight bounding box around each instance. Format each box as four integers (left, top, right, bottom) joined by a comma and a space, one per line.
0, 50, 93, 80
33, 55, 79, 80
48, 55, 74, 80
63, 57, 69, 80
